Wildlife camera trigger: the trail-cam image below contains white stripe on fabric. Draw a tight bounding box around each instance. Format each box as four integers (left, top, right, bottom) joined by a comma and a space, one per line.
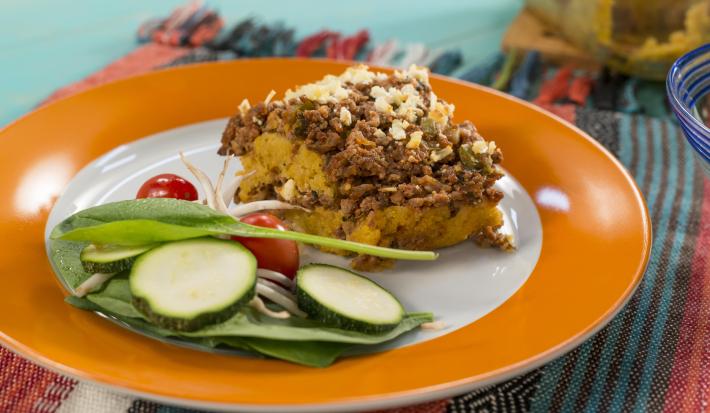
56, 382, 134, 413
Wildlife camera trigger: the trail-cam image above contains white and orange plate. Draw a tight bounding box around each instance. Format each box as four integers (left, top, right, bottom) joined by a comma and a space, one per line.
0, 60, 650, 412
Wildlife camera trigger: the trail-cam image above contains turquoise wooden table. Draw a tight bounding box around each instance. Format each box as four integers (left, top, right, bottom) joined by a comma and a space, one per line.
0, 0, 521, 126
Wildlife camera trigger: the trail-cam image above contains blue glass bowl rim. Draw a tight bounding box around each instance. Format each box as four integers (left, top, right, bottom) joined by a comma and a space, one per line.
666, 43, 710, 144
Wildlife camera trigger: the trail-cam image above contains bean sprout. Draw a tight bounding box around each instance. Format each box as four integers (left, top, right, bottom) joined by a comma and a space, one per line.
221, 171, 253, 207
256, 284, 307, 318
257, 278, 295, 300
74, 273, 116, 297
231, 200, 308, 218
256, 268, 293, 288
249, 297, 290, 319
179, 152, 217, 210
420, 321, 447, 331
213, 156, 232, 214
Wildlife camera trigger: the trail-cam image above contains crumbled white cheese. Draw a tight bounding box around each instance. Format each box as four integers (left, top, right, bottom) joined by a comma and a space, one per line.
396, 99, 423, 122
394, 64, 430, 85
369, 86, 388, 99
340, 107, 352, 126
429, 101, 455, 127
388, 87, 409, 105
284, 65, 390, 104
373, 129, 386, 139
332, 86, 349, 101
398, 85, 424, 122
340, 64, 385, 85
429, 91, 438, 112
401, 84, 418, 96
278, 179, 296, 201
371, 83, 424, 122
238, 98, 251, 117
277, 65, 438, 127
374, 96, 394, 114
488, 141, 497, 153
264, 90, 276, 106
389, 119, 408, 140
430, 146, 453, 162
407, 64, 430, 84
407, 131, 423, 149
284, 75, 349, 104
472, 141, 489, 154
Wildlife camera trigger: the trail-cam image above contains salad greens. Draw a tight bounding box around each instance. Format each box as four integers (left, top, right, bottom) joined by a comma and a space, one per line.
65, 293, 352, 367
76, 276, 430, 345
51, 198, 438, 261
49, 198, 435, 366
62, 276, 430, 367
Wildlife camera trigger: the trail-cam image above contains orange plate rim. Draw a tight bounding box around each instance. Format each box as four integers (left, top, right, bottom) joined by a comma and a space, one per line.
0, 58, 652, 412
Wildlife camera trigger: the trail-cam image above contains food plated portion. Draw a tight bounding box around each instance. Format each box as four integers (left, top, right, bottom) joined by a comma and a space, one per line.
2, 58, 650, 409
47, 65, 513, 368
49, 160, 437, 367
220, 65, 511, 269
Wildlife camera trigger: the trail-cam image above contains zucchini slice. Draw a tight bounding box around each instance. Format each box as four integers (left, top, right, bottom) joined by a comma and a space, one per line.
129, 238, 256, 332
80, 243, 156, 273
295, 264, 404, 333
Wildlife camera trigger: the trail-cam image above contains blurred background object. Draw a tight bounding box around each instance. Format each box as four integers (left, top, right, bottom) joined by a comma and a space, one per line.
0, 0, 520, 126
504, 0, 710, 80
667, 44, 710, 175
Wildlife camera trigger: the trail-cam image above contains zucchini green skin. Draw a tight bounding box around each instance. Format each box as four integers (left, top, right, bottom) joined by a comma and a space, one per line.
80, 244, 156, 274
132, 287, 255, 332
295, 264, 404, 334
81, 257, 136, 274
129, 238, 257, 332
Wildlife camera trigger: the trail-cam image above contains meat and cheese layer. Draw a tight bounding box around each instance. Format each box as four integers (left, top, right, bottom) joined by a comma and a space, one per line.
219, 65, 510, 269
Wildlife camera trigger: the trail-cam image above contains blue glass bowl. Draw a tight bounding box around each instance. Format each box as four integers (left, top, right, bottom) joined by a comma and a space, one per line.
667, 43, 710, 176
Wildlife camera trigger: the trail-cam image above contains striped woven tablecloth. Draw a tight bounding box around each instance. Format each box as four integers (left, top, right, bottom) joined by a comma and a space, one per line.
2, 33, 709, 413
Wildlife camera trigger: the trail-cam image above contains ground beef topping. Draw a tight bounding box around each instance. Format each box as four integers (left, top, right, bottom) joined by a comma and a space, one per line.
219, 64, 504, 220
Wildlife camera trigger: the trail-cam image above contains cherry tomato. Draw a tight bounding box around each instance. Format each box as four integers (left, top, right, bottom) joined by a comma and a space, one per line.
231, 213, 299, 278
136, 174, 198, 201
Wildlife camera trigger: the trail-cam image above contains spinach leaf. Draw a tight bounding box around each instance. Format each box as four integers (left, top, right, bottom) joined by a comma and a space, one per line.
228, 338, 352, 368
58, 220, 219, 246
65, 280, 425, 367
79, 276, 432, 345
183, 309, 432, 344
50, 198, 235, 239
49, 240, 91, 289
51, 198, 437, 260
85, 276, 143, 318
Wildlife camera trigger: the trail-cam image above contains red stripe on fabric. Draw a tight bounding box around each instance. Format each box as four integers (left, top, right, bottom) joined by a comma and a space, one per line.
0, 347, 66, 412
31, 375, 78, 413
295, 31, 339, 58
371, 399, 448, 413
568, 76, 593, 106
40, 43, 190, 105
663, 179, 710, 413
533, 66, 572, 105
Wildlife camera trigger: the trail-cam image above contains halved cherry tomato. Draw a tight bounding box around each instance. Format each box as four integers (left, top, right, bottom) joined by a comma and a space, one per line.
136, 174, 198, 201
231, 213, 299, 278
